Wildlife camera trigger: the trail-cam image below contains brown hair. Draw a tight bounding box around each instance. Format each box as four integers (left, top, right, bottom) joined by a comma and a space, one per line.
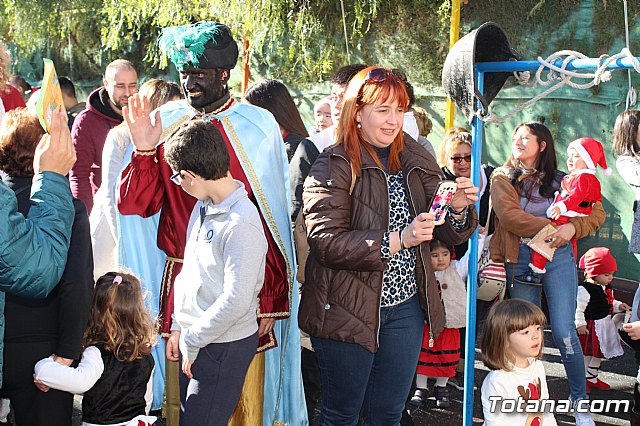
83, 272, 156, 363
0, 108, 45, 176
613, 110, 640, 157
244, 79, 309, 138
481, 299, 546, 371
337, 66, 409, 175
504, 122, 558, 199
412, 106, 432, 138
437, 127, 471, 166
139, 78, 182, 110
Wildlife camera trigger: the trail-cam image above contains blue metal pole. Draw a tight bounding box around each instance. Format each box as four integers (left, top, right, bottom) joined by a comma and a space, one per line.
459, 52, 640, 426
463, 69, 484, 426
476, 56, 640, 73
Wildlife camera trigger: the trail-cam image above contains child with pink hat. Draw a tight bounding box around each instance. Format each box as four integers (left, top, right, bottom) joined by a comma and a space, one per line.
515, 137, 611, 285
575, 247, 629, 391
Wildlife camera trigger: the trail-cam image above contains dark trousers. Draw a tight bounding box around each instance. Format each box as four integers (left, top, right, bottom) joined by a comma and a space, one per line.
311, 295, 424, 426
2, 340, 73, 426
179, 332, 258, 426
302, 347, 322, 421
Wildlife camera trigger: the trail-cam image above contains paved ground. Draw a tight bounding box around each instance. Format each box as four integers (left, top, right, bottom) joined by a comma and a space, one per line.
407, 328, 636, 426
10, 328, 635, 426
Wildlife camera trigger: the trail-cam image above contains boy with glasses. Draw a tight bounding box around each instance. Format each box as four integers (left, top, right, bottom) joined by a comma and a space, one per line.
164, 120, 267, 425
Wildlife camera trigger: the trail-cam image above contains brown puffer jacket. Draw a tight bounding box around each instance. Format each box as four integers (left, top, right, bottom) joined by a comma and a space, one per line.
299, 136, 478, 353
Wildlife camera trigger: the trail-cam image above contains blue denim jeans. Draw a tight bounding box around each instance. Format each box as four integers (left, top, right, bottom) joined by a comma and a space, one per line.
311, 295, 424, 426
507, 243, 588, 402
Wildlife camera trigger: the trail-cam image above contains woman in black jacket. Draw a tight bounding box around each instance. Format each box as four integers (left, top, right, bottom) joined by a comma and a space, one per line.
0, 108, 94, 426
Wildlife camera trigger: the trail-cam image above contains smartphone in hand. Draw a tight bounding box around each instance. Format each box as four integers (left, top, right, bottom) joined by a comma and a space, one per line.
428, 181, 457, 225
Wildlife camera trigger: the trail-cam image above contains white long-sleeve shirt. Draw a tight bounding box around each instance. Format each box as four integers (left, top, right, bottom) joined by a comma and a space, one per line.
481, 359, 558, 426
34, 346, 154, 416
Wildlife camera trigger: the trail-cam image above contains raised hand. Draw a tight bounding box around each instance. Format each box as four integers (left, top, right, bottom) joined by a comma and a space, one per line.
33, 109, 76, 175
123, 93, 162, 151
450, 177, 479, 212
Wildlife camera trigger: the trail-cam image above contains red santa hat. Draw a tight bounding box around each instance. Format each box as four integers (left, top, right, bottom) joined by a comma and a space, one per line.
579, 247, 617, 277
568, 137, 612, 176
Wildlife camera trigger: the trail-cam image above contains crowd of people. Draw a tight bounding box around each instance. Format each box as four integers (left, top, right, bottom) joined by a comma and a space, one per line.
2, 19, 640, 426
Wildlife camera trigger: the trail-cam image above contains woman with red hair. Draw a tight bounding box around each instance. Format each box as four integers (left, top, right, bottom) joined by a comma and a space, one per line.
299, 67, 479, 424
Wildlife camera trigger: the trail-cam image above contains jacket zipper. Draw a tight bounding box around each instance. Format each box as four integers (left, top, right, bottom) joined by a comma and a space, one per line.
361, 164, 390, 350
330, 153, 441, 349
405, 165, 440, 347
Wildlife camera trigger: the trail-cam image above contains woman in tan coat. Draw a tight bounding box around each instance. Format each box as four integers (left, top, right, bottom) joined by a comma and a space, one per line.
299, 66, 478, 425
490, 121, 605, 426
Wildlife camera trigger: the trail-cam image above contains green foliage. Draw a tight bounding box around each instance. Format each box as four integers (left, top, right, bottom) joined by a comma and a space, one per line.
1, 0, 639, 87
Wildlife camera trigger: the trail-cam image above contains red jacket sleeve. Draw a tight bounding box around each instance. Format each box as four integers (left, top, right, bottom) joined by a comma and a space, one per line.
69, 112, 98, 213
117, 149, 165, 217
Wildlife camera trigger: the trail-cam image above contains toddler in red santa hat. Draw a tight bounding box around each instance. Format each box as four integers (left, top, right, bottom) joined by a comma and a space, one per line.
575, 247, 629, 391
515, 137, 611, 286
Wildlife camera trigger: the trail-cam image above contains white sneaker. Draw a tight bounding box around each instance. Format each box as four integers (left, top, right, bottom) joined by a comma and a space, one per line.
575, 411, 595, 426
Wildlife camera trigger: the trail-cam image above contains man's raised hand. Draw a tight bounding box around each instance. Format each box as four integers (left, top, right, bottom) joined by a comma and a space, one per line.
123, 93, 162, 151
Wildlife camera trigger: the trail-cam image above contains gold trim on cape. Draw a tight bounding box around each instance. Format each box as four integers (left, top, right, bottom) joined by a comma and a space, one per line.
159, 115, 192, 142
220, 116, 294, 306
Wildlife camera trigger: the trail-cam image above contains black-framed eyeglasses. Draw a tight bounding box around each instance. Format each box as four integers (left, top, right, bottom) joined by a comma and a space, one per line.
170, 171, 182, 185
170, 170, 196, 185
450, 155, 472, 164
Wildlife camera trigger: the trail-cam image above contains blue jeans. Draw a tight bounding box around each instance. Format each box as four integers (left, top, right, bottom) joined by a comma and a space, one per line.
507, 243, 588, 402
311, 295, 424, 426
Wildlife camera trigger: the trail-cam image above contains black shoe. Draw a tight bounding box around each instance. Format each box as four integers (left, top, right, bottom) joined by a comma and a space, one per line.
434, 386, 451, 408
410, 388, 428, 407
513, 268, 544, 286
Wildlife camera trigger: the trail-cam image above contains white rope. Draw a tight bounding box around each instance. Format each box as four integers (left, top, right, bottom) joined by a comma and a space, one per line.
479, 48, 640, 124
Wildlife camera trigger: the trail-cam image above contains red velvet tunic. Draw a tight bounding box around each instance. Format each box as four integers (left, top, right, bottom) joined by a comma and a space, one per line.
553, 172, 601, 217
117, 116, 289, 350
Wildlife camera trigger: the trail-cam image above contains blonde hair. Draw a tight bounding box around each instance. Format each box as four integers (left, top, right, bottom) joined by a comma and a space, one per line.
480, 299, 546, 371
613, 110, 640, 157
84, 272, 157, 363
437, 127, 471, 166
0, 40, 13, 93
138, 79, 182, 110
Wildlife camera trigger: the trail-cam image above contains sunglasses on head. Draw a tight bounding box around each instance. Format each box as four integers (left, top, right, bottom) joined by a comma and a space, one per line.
365, 67, 399, 84
450, 155, 472, 164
